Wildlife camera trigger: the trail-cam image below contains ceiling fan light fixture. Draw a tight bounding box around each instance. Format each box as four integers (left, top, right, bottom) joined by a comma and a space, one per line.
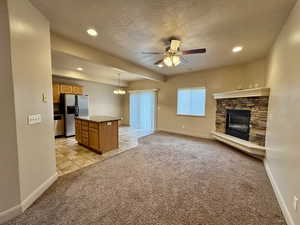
172, 55, 181, 66
163, 55, 181, 67
157, 63, 164, 68
163, 56, 173, 67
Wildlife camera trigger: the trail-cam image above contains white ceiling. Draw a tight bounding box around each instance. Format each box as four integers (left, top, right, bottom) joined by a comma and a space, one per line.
31, 0, 296, 75
52, 51, 143, 81
52, 51, 143, 85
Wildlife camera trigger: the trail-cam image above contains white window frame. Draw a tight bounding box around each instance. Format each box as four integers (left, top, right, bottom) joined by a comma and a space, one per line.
176, 87, 206, 117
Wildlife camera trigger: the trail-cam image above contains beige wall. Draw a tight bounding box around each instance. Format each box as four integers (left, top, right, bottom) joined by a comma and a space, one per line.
8, 0, 57, 204
265, 0, 300, 224
0, 0, 21, 216
124, 58, 267, 138
53, 76, 123, 117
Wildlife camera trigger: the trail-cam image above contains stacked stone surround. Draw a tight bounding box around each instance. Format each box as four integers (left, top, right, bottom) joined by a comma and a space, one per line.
216, 96, 269, 146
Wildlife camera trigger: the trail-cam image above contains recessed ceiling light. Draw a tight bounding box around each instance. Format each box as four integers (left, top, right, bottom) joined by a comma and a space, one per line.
157, 64, 164, 68
232, 46, 243, 53
86, 28, 98, 37
77, 67, 83, 71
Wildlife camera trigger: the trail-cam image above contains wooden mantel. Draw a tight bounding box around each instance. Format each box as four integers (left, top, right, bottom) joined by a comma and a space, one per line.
213, 87, 270, 99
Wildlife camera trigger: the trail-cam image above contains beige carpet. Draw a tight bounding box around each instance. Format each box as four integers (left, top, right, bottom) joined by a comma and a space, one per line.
3, 132, 286, 225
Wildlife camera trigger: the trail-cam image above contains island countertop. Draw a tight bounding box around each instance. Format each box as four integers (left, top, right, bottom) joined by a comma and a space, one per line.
76, 116, 121, 123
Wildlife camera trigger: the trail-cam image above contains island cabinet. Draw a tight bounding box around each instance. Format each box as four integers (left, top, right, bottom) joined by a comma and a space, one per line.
75, 116, 120, 153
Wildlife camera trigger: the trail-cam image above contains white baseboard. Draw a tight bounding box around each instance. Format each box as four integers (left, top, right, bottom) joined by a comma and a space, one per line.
0, 205, 22, 224
0, 172, 58, 224
21, 172, 58, 211
156, 128, 212, 140
264, 161, 295, 225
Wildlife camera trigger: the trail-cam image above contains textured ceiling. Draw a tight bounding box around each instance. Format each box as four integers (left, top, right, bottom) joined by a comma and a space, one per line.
52, 51, 143, 81
31, 0, 296, 75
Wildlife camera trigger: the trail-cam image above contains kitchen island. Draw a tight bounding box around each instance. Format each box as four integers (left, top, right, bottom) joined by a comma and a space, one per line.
75, 116, 120, 153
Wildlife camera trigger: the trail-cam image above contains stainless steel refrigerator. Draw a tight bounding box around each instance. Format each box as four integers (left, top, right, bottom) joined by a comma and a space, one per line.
62, 94, 89, 137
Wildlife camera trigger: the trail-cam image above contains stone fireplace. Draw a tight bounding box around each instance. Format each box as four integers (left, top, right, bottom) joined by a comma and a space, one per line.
212, 88, 270, 158
216, 96, 269, 146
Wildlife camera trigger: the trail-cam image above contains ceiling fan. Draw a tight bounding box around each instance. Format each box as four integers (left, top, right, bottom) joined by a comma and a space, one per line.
142, 38, 206, 67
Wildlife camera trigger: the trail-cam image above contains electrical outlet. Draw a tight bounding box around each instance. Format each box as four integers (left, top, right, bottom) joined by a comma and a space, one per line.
28, 114, 42, 125
294, 196, 298, 211
182, 125, 185, 129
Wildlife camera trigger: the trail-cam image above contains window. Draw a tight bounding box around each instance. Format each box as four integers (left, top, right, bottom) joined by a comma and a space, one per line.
177, 88, 206, 116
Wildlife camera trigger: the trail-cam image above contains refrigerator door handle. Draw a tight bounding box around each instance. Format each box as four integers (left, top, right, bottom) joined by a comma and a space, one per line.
75, 105, 79, 117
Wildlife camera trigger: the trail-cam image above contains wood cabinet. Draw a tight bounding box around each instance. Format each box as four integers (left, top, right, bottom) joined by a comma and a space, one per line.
52, 83, 83, 103
99, 121, 118, 153
81, 120, 89, 146
89, 122, 99, 150
72, 86, 83, 95
75, 117, 120, 154
60, 84, 73, 94
75, 119, 82, 143
53, 83, 61, 103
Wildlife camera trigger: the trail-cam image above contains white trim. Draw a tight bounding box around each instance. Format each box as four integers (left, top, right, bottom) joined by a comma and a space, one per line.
264, 161, 295, 225
176, 113, 206, 117
127, 89, 159, 93
211, 131, 266, 158
21, 172, 58, 211
213, 87, 270, 99
157, 128, 212, 139
0, 172, 57, 224
0, 205, 22, 224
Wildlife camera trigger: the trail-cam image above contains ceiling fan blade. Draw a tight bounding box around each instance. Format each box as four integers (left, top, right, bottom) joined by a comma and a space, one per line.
182, 48, 206, 55
142, 51, 164, 55
154, 59, 164, 65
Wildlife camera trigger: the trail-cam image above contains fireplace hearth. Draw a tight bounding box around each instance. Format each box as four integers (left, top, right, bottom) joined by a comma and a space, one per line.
226, 110, 251, 141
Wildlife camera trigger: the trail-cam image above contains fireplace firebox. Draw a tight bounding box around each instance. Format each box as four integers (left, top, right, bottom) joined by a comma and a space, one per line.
226, 110, 251, 141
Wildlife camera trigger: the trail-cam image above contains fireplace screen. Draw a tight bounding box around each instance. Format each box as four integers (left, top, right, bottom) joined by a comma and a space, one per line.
226, 109, 251, 141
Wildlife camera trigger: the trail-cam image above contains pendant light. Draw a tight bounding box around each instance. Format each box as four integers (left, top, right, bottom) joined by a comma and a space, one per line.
113, 73, 126, 95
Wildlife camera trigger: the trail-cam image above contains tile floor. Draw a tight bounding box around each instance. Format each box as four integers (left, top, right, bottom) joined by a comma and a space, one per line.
55, 126, 153, 176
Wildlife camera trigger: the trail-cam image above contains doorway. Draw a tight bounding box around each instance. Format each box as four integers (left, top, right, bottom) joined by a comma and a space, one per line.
129, 90, 156, 131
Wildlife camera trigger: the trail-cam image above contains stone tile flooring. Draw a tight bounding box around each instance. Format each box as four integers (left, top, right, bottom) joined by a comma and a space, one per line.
55, 126, 153, 176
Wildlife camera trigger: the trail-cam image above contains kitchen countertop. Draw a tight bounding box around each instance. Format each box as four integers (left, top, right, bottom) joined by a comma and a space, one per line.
76, 116, 121, 123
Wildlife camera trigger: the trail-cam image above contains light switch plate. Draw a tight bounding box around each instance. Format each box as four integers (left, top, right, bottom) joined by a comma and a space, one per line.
28, 114, 42, 125
42, 93, 48, 103
294, 196, 298, 211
